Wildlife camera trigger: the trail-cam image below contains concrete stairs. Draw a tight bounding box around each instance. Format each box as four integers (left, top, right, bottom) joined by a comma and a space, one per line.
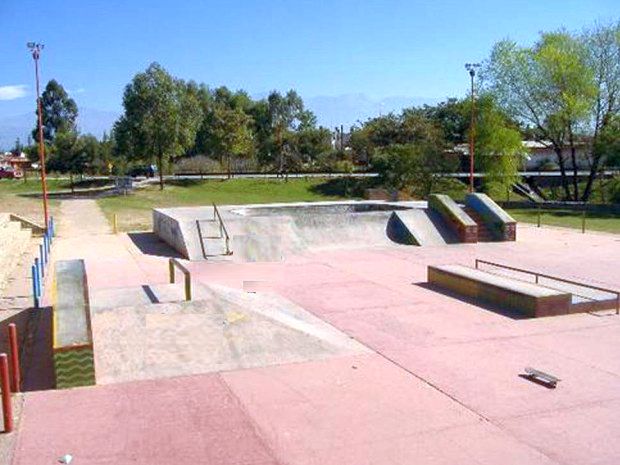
0, 213, 33, 297
463, 207, 496, 242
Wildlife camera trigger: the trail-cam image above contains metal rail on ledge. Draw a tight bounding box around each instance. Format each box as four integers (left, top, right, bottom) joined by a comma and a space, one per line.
475, 259, 619, 315
169, 258, 192, 301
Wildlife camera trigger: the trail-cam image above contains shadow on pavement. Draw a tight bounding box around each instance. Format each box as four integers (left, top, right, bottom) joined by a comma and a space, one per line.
414, 282, 528, 320
0, 307, 55, 392
128, 232, 182, 258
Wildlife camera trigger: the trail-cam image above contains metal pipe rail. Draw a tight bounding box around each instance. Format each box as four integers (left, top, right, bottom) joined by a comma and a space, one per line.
212, 203, 232, 255
475, 259, 619, 314
169, 258, 192, 301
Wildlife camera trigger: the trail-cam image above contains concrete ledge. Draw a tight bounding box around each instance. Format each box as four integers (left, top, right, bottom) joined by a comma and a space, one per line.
427, 264, 572, 318
428, 194, 477, 243
466, 193, 516, 241
53, 259, 95, 388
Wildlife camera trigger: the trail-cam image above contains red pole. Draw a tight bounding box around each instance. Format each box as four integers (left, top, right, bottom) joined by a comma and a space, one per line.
32, 45, 50, 230
0, 354, 13, 433
8, 324, 20, 393
469, 69, 475, 193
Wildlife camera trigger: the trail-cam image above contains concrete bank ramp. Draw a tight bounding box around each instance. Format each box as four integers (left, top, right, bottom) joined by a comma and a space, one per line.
390, 210, 458, 246
91, 284, 369, 384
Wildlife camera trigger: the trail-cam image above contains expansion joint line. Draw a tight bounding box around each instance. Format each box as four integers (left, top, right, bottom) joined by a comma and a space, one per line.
376, 351, 492, 423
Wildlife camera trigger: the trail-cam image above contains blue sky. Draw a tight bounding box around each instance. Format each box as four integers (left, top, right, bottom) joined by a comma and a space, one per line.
1, 0, 619, 118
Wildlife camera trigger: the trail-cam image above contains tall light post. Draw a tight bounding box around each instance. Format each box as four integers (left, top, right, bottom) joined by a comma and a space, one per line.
27, 42, 49, 230
465, 62, 480, 193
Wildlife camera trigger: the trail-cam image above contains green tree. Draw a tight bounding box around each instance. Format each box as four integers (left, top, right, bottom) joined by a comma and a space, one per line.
267, 90, 315, 177
116, 63, 202, 189
33, 79, 78, 143
209, 105, 254, 178
485, 23, 620, 201
369, 115, 453, 197
294, 127, 332, 165
472, 95, 523, 194
47, 131, 90, 192
595, 115, 620, 168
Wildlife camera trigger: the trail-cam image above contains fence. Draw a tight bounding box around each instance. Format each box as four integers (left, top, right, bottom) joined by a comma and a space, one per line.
31, 217, 55, 308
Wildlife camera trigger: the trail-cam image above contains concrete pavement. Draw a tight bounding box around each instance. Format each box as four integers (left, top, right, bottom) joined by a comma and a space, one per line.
8, 208, 620, 465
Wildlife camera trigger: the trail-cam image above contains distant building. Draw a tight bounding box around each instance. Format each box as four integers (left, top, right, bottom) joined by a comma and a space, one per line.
0, 151, 32, 176
452, 140, 592, 171
331, 130, 351, 151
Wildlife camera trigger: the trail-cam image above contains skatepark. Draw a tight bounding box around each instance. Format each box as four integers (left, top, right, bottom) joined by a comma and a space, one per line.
2, 196, 620, 465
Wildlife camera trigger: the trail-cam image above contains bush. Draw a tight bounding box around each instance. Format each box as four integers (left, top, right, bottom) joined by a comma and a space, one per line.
174, 155, 222, 174
370, 143, 456, 198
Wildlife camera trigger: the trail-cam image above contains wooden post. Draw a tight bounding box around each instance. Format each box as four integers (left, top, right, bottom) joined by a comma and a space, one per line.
581, 209, 586, 234
169, 259, 175, 284
113, 214, 118, 234
537, 207, 541, 228
0, 354, 13, 433
185, 274, 192, 301
7, 325, 20, 393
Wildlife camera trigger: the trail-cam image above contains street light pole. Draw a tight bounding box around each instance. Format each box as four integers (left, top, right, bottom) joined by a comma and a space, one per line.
27, 42, 50, 230
465, 62, 480, 193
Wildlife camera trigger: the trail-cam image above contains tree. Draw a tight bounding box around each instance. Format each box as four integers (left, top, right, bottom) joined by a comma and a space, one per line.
581, 21, 620, 199
595, 115, 620, 168
47, 131, 90, 192
410, 98, 470, 144
33, 79, 78, 143
208, 105, 254, 178
485, 22, 620, 201
369, 114, 453, 197
267, 90, 315, 177
294, 127, 332, 165
472, 95, 523, 194
116, 63, 202, 189
371, 143, 454, 198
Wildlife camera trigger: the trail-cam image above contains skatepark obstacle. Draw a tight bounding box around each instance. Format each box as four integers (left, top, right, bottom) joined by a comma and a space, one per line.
428, 194, 478, 243
169, 258, 192, 301
465, 193, 516, 241
428, 260, 620, 317
53, 260, 96, 388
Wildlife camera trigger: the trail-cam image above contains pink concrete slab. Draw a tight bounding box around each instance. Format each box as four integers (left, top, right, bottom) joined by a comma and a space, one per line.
516, 323, 620, 376
14, 375, 280, 465
322, 303, 514, 351
222, 354, 557, 465
384, 336, 620, 421
499, 398, 620, 465
278, 279, 417, 316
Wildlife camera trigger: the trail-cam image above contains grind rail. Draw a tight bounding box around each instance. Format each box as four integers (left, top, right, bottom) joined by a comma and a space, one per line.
169, 258, 192, 301
213, 202, 232, 255
475, 259, 619, 315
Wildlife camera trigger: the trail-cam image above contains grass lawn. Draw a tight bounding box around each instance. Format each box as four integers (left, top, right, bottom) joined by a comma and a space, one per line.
97, 178, 354, 231
0, 178, 66, 223
506, 208, 620, 234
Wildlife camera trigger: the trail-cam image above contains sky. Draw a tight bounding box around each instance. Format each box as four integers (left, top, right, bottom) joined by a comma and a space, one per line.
1, 0, 619, 119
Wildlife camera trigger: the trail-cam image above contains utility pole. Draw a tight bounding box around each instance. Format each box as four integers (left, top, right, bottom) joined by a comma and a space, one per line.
27, 42, 50, 230
465, 62, 481, 193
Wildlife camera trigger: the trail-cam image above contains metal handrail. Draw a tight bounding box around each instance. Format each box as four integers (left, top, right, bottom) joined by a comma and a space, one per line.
475, 259, 619, 314
169, 258, 192, 301
212, 203, 232, 255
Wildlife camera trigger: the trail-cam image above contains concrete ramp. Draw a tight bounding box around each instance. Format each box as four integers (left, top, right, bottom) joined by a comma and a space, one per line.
390, 210, 458, 246
91, 284, 369, 384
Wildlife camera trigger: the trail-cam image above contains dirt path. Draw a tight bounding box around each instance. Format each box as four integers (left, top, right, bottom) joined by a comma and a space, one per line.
57, 199, 111, 237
